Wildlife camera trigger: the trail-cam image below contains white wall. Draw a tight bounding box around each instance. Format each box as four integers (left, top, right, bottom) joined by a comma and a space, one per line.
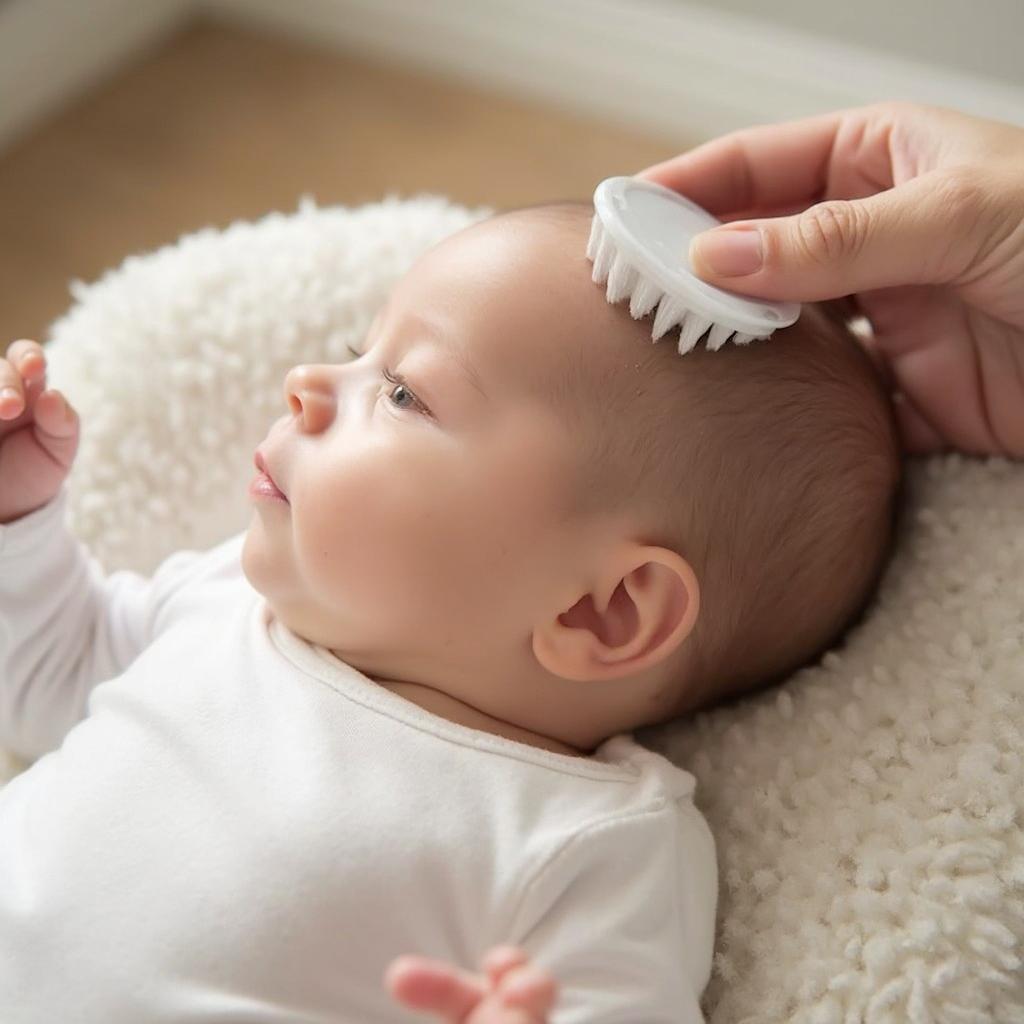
0, 0, 192, 152
203, 0, 1024, 138
690, 0, 1024, 90
2, 0, 1022, 158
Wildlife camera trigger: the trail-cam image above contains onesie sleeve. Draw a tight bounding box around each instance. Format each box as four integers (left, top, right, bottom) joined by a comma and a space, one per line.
505, 799, 718, 1024
0, 485, 211, 762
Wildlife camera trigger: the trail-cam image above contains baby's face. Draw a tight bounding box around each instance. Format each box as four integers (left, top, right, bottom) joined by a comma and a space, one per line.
242, 212, 621, 703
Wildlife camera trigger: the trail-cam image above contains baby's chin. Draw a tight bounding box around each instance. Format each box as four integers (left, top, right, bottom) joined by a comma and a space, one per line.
239, 523, 282, 603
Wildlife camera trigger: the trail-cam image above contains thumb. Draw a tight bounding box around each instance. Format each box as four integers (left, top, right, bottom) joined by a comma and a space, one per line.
688, 170, 977, 302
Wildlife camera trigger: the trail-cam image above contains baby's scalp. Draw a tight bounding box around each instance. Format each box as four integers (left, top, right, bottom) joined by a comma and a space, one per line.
488, 201, 904, 723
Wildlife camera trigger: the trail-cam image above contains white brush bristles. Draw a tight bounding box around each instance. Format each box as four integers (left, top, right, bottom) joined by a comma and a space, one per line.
587, 214, 765, 355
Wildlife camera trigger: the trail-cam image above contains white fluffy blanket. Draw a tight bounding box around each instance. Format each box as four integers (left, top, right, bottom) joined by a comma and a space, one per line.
2, 194, 1022, 1023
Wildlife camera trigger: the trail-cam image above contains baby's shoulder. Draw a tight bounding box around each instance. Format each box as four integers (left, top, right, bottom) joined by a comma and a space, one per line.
157, 530, 247, 593
135, 531, 249, 635
511, 739, 712, 884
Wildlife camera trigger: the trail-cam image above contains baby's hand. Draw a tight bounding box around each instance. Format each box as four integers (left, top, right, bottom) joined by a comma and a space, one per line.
384, 945, 558, 1023
0, 339, 80, 525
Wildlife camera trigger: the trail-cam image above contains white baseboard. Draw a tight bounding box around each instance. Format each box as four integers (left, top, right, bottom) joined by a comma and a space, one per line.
0, 0, 195, 154
202, 0, 1024, 141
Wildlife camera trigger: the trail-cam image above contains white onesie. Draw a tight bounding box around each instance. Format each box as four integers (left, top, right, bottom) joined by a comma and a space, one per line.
0, 486, 718, 1023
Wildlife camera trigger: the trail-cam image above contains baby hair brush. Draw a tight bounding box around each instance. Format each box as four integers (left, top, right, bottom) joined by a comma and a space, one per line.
587, 176, 800, 354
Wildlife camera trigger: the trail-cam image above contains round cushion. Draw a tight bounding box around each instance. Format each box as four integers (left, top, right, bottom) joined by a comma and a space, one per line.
6, 195, 1023, 1023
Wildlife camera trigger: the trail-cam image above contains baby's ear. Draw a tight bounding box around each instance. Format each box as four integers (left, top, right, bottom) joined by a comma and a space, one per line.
532, 546, 699, 683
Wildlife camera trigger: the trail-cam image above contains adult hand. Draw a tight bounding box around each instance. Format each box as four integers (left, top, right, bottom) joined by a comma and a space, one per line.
384, 945, 557, 1023
635, 101, 1024, 458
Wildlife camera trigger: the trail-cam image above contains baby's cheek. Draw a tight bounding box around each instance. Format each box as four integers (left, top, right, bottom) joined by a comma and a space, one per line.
293, 433, 550, 637
291, 452, 452, 613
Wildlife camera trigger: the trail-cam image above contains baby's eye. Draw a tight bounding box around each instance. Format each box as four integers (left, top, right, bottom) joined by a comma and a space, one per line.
382, 369, 428, 415
345, 343, 431, 417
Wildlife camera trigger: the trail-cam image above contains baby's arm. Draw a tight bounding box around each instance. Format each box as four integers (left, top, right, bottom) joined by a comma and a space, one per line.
502, 805, 716, 1023
0, 341, 205, 761
387, 803, 716, 1023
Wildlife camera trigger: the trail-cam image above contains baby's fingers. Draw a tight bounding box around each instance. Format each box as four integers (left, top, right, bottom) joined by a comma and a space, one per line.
0, 339, 47, 420
385, 955, 487, 1021
33, 389, 79, 444
496, 964, 557, 1019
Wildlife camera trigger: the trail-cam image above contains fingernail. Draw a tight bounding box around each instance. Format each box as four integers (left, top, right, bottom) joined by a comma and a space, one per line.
692, 227, 763, 277
0, 387, 18, 404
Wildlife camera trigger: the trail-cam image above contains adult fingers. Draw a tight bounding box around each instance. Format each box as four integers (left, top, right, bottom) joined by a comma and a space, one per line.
892, 391, 948, 456
684, 169, 992, 302
634, 107, 868, 216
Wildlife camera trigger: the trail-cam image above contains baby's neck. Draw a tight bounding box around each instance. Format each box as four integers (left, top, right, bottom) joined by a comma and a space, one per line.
371, 677, 590, 758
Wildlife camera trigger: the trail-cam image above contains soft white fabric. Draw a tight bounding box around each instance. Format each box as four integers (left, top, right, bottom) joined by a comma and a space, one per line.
1, 192, 1022, 1022
0, 483, 717, 1023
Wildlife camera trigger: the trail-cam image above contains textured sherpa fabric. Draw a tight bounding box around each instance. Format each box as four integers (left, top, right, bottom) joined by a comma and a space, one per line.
2, 194, 1022, 1023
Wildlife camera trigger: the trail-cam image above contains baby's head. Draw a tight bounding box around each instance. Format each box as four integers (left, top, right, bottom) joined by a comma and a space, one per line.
243, 201, 903, 754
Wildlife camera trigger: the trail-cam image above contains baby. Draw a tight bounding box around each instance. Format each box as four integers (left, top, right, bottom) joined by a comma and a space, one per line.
0, 200, 902, 1023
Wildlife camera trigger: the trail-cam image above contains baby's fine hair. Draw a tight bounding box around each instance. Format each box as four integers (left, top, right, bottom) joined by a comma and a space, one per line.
496, 200, 905, 723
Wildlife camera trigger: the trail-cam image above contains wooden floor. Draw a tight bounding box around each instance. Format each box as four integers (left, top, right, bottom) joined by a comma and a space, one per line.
0, 18, 684, 344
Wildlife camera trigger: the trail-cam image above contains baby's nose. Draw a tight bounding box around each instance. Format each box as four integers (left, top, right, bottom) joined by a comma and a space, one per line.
284, 365, 337, 433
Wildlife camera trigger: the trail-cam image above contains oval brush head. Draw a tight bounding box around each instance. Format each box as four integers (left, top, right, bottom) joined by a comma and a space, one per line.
587, 176, 801, 354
